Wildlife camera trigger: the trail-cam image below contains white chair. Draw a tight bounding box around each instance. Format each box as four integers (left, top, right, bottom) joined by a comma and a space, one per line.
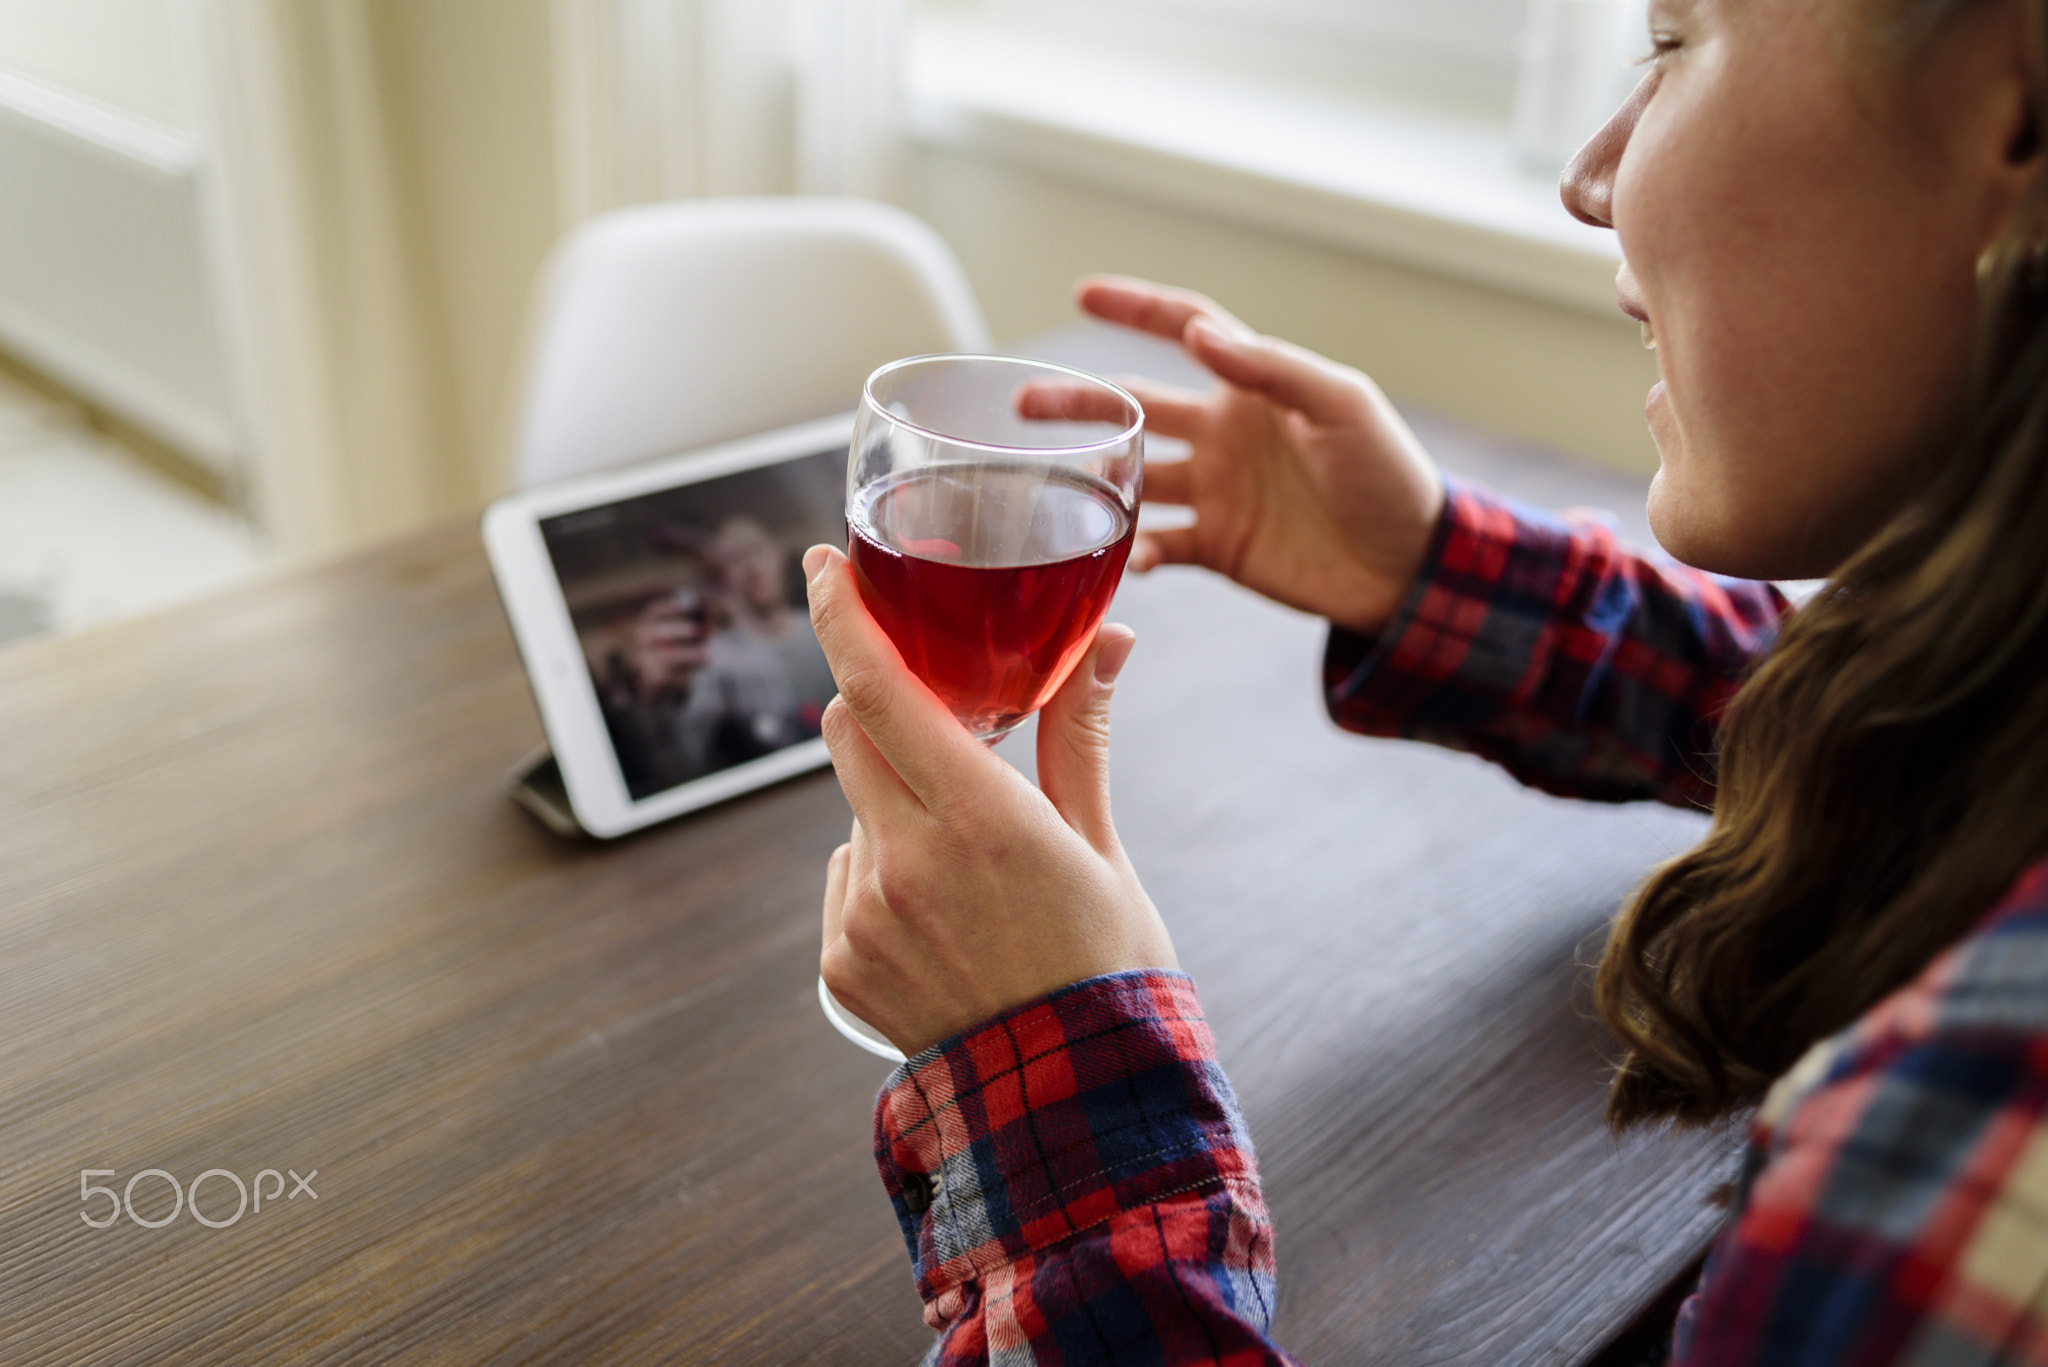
507, 197, 991, 490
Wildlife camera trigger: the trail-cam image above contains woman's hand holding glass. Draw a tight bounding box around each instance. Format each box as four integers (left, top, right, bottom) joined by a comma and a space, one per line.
806, 543, 1176, 1061
1076, 276, 1447, 634
810, 276, 1451, 1057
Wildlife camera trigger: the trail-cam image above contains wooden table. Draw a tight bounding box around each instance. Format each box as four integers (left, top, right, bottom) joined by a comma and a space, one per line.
0, 359, 1735, 1364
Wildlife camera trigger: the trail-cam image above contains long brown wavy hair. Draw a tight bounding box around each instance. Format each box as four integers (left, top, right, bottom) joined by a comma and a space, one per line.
1595, 0, 2048, 1128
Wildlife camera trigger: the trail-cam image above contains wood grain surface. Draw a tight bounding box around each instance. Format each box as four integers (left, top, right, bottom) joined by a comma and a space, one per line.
0, 351, 1738, 1364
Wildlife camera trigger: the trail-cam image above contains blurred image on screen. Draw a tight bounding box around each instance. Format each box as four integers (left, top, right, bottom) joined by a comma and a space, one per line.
539, 450, 844, 800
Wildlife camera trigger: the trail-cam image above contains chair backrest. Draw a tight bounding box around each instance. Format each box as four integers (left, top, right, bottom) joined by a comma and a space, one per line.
507, 197, 991, 490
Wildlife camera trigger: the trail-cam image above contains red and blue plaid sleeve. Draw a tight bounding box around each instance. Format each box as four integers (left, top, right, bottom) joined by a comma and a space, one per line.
873, 970, 1291, 1365
1326, 476, 1789, 809
1674, 859, 2048, 1365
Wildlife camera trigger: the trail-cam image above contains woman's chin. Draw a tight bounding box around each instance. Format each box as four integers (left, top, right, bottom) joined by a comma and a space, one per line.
1642, 403, 1746, 573
1646, 472, 1745, 576
1643, 468, 1685, 561
1647, 480, 1804, 580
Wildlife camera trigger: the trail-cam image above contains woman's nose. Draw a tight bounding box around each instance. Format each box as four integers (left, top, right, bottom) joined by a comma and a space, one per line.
1562, 72, 1652, 229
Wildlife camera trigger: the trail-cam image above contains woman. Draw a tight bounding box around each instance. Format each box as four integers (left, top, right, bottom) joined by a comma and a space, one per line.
805, 0, 2048, 1359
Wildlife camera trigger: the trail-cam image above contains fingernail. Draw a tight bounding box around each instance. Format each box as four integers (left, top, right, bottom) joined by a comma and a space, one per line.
803, 545, 832, 584
1189, 317, 1236, 348
1094, 628, 1136, 686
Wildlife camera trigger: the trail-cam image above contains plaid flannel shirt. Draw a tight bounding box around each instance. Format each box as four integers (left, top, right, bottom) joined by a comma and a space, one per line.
873, 479, 2048, 1364
1671, 861, 2048, 1367
874, 971, 1286, 1365
1323, 476, 1786, 807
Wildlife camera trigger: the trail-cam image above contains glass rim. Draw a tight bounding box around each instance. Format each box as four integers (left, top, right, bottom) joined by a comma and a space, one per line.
859, 353, 1145, 458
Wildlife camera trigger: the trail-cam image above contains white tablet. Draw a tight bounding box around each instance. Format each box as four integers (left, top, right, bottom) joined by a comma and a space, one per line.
482, 414, 851, 838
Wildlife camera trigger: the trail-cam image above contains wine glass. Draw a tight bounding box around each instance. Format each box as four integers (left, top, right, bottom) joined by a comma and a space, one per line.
818, 353, 1145, 1062
846, 353, 1145, 741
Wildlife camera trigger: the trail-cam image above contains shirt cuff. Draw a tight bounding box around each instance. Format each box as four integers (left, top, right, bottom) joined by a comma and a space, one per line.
1323, 475, 1588, 738
872, 970, 1261, 1322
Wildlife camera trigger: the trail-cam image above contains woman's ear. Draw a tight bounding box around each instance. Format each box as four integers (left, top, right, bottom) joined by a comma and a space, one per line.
1949, 0, 2047, 257
1974, 1, 2039, 235
2005, 89, 2040, 166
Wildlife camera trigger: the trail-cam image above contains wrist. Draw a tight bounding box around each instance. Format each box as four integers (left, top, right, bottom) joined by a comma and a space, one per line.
1325, 477, 1449, 636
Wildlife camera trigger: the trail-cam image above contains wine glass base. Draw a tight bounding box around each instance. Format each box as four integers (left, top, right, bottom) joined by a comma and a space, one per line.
818, 976, 907, 1063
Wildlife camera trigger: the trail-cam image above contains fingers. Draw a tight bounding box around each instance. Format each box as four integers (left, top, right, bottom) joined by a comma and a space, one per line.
1141, 458, 1191, 507
1036, 624, 1135, 852
819, 695, 923, 830
1183, 320, 1370, 429
821, 835, 851, 951
1115, 376, 1207, 441
1018, 375, 1208, 480
1075, 275, 1250, 344
1077, 276, 1372, 431
803, 544, 991, 814
1131, 526, 1201, 574
1013, 376, 1206, 442
1013, 378, 1203, 523
1014, 381, 1139, 428
819, 823, 889, 1031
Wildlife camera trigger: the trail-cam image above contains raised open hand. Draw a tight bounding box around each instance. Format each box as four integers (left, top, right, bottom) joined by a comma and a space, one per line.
1077, 276, 1446, 635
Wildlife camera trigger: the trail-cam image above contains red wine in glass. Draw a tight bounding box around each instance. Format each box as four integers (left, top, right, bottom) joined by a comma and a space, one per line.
848, 461, 1134, 740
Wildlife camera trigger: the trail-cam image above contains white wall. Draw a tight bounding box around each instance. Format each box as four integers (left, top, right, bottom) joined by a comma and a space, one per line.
372, 0, 559, 501
0, 0, 240, 477
0, 0, 187, 124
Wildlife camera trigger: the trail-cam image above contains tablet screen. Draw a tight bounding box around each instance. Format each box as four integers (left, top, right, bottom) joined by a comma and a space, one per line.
538, 449, 845, 802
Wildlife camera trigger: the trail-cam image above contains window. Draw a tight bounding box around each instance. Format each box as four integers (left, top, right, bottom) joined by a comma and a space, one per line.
1083, 0, 1529, 95
904, 0, 1645, 313
914, 0, 1535, 114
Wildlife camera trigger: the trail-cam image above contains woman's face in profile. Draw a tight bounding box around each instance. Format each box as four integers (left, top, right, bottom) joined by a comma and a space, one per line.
1565, 0, 2032, 581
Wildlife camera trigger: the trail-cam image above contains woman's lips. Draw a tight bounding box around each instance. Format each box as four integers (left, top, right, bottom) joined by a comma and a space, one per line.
1615, 288, 1655, 348
1616, 274, 1663, 402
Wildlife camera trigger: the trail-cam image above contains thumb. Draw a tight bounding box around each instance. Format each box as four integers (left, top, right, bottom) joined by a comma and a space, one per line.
1037, 624, 1137, 850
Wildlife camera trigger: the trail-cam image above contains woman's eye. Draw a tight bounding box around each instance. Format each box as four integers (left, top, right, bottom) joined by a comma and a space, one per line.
1631, 31, 1683, 66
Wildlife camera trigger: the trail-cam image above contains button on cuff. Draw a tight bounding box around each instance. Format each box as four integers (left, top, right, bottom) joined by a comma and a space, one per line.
900, 1171, 938, 1215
